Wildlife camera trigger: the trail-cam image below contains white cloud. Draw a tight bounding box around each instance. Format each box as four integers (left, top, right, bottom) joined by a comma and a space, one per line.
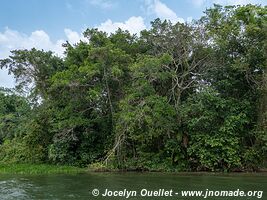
144, 0, 185, 23
64, 28, 86, 44
0, 28, 65, 58
0, 28, 85, 88
0, 16, 146, 88
97, 16, 146, 35
0, 14, 148, 88
0, 28, 86, 59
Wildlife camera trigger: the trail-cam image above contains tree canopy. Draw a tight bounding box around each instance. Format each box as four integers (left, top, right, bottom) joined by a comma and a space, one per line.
0, 4, 266, 171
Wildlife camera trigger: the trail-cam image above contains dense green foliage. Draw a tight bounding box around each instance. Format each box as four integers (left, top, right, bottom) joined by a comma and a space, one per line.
0, 5, 266, 172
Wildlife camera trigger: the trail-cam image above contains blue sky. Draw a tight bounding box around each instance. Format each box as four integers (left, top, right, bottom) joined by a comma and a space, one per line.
0, 0, 266, 88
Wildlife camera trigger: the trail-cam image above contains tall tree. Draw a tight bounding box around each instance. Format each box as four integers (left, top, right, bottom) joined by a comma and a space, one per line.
0, 48, 64, 102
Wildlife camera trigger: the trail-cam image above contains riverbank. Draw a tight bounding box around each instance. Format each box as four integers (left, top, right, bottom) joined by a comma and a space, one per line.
0, 163, 85, 174
0, 163, 266, 175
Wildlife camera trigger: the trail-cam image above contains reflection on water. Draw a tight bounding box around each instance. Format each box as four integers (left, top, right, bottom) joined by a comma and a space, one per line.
0, 179, 32, 200
0, 173, 266, 200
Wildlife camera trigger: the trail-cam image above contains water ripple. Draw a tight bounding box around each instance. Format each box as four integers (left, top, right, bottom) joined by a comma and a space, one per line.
0, 179, 32, 200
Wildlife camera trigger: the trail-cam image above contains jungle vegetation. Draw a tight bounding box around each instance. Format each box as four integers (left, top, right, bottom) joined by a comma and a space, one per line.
0, 4, 266, 172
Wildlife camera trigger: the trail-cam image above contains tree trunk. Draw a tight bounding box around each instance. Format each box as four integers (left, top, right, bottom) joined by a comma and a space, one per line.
258, 72, 267, 131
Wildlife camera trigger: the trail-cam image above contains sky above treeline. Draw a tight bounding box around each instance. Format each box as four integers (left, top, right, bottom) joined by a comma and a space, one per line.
0, 0, 266, 88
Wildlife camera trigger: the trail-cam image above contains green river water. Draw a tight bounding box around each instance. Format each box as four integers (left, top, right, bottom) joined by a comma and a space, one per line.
0, 173, 266, 200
